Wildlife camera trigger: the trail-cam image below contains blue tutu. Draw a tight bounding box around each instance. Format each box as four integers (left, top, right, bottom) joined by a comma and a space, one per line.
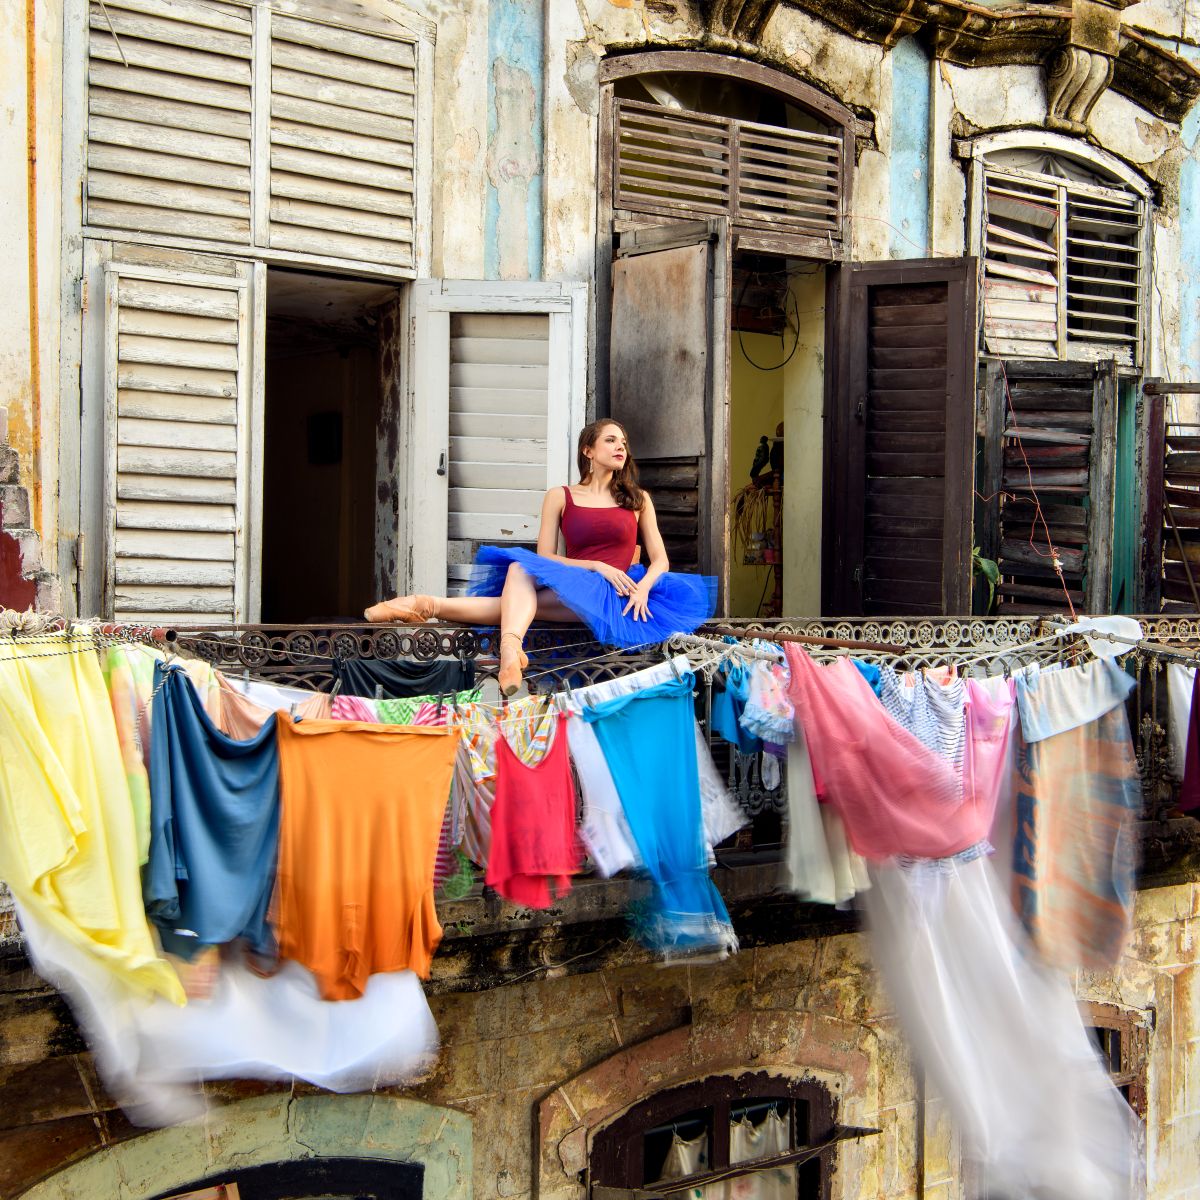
467, 546, 717, 648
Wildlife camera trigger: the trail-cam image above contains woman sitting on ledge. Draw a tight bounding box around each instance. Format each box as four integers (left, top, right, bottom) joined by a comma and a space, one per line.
365, 420, 716, 695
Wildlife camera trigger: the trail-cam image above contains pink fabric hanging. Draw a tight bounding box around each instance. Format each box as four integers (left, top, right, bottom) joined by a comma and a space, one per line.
962, 675, 1016, 839
785, 646, 981, 861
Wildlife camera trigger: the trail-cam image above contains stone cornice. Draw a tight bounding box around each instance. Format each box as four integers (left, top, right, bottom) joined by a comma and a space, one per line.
764, 0, 1200, 123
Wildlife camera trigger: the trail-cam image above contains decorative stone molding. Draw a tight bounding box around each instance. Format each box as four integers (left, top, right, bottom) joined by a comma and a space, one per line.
777, 0, 1200, 124
1047, 45, 1115, 132
699, 0, 783, 50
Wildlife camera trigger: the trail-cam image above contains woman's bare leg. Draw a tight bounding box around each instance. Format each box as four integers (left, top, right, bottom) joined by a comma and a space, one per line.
367, 579, 580, 627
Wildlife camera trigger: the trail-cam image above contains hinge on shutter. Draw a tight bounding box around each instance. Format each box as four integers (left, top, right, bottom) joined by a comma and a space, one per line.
436, 450, 447, 476
77, 278, 88, 314
854, 396, 866, 422
73, 533, 86, 573
852, 564, 862, 587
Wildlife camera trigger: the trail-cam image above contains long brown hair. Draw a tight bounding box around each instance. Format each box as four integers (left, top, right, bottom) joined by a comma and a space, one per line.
577, 419, 645, 512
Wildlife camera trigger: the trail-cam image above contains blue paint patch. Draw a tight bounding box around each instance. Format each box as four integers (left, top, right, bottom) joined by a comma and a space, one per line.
485, 0, 544, 280
1180, 106, 1200, 376
888, 36, 930, 259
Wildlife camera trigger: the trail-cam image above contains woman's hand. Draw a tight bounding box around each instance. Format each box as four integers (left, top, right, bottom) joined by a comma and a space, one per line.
593, 561, 638, 597
622, 581, 653, 621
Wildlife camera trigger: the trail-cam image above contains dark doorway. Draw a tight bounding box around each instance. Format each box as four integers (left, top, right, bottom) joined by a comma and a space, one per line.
260, 269, 399, 623
153, 1156, 423, 1199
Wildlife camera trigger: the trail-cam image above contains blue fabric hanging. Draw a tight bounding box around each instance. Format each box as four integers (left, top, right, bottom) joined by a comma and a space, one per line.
581, 674, 737, 958
711, 661, 762, 755
146, 662, 280, 959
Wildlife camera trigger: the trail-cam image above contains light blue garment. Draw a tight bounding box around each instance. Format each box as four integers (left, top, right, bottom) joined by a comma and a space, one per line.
1016, 658, 1135, 743
581, 674, 737, 958
147, 663, 280, 959
711, 661, 761, 755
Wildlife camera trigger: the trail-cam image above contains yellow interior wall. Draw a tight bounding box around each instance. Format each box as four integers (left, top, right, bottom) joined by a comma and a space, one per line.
782, 269, 827, 617
729, 333, 785, 616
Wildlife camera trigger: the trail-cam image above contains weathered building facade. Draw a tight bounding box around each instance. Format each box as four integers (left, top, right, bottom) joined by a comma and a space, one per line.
4, 0, 1200, 1198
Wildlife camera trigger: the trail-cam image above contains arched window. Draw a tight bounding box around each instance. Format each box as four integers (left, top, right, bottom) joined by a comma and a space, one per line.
974, 144, 1149, 366
601, 52, 855, 256
590, 1072, 838, 1198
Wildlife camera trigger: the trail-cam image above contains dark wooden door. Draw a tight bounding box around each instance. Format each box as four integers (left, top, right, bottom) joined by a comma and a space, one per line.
609, 220, 731, 611
978, 358, 1118, 614
823, 258, 978, 615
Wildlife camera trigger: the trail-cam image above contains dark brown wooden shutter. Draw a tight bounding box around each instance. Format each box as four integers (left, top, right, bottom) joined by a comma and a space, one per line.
979, 359, 1117, 614
824, 258, 977, 615
609, 221, 730, 607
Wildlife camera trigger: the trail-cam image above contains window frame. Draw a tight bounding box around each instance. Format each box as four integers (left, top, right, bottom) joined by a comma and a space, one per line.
589, 1071, 837, 1198
964, 132, 1153, 369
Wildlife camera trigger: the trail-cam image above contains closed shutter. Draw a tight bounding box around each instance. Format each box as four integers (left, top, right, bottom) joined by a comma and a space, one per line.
446, 313, 550, 593
268, 14, 417, 268
980, 359, 1118, 614
825, 258, 977, 616
405, 283, 587, 598
85, 0, 254, 244
103, 262, 255, 622
81, 0, 423, 274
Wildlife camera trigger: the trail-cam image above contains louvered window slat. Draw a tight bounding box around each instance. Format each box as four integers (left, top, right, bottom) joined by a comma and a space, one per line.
86, 0, 253, 245
614, 98, 844, 237
982, 164, 1144, 363
84, 0, 422, 273
444, 313, 550, 593
267, 15, 417, 268
107, 270, 249, 622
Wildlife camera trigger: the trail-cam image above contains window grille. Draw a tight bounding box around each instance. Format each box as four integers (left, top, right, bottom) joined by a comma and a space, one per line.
981, 166, 1144, 364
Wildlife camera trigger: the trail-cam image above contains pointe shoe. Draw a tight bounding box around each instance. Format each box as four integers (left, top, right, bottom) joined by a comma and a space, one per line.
497, 632, 528, 697
363, 594, 439, 623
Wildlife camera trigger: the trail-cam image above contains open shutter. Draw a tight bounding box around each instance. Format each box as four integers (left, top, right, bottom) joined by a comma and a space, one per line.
267, 14, 418, 268
102, 259, 258, 623
84, 0, 254, 245
824, 258, 977, 615
979, 359, 1117, 614
404, 282, 588, 596
609, 220, 731, 609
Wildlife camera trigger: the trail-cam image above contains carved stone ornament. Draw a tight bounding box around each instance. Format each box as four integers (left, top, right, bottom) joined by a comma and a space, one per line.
1046, 44, 1115, 133
699, 0, 782, 49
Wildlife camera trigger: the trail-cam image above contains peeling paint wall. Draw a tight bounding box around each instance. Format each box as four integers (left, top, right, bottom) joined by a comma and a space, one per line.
888, 37, 931, 259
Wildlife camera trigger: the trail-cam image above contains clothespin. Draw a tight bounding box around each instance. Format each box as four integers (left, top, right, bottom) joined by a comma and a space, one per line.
289, 702, 299, 722
663, 648, 682, 681
242, 668, 250, 692
375, 683, 384, 702
329, 678, 342, 702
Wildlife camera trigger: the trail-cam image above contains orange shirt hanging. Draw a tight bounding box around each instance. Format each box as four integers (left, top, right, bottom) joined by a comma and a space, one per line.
273, 719, 458, 1000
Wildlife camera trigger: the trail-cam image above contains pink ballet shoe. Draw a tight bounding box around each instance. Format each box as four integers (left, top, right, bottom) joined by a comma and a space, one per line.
363, 595, 439, 623
497, 632, 528, 697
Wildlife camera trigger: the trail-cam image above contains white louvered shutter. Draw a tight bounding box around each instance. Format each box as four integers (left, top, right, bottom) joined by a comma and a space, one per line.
405, 283, 588, 598
85, 0, 254, 245
103, 263, 254, 623
267, 14, 418, 268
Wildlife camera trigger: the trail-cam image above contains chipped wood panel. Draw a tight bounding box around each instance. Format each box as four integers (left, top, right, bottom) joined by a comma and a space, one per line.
104, 267, 251, 622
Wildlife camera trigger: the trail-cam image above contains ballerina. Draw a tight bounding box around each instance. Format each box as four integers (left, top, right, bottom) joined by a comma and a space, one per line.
365, 420, 716, 695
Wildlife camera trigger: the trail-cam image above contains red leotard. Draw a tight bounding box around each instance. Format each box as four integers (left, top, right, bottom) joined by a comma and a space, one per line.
560, 486, 638, 571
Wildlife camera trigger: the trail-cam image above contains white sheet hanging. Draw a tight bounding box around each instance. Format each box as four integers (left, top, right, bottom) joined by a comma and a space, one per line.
1167, 663, 1195, 780
14, 898, 439, 1126
864, 854, 1138, 1200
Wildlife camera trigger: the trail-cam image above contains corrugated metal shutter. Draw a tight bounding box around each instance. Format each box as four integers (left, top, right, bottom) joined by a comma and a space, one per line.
267, 14, 417, 268
85, 0, 254, 244
104, 266, 251, 622
614, 99, 843, 237
446, 313, 550, 594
